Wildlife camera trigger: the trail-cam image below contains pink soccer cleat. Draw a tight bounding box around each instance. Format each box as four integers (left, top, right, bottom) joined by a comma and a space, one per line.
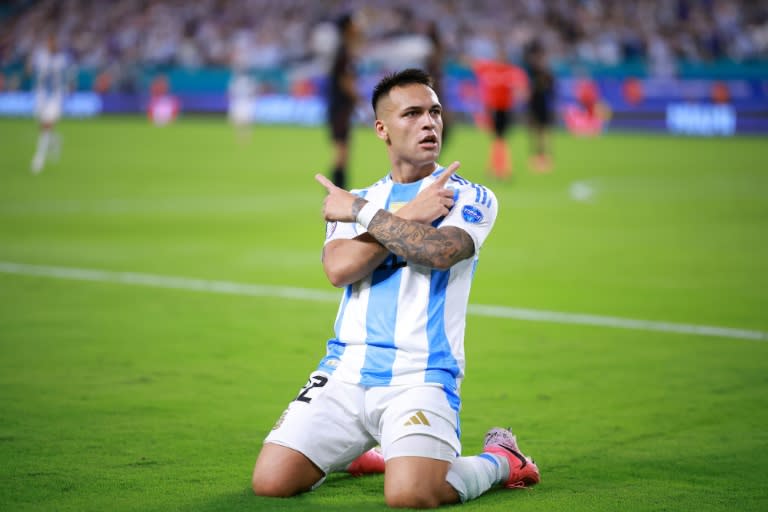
346, 447, 385, 477
483, 427, 541, 489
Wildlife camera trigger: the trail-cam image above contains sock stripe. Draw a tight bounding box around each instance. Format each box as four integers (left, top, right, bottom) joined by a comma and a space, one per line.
478, 453, 499, 467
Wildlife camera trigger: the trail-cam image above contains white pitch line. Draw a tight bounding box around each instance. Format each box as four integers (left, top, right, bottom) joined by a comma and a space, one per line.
0, 261, 765, 342
467, 304, 767, 341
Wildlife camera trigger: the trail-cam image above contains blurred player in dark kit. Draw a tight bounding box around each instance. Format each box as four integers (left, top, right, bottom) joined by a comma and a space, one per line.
426, 21, 451, 148
524, 40, 556, 173
326, 13, 362, 189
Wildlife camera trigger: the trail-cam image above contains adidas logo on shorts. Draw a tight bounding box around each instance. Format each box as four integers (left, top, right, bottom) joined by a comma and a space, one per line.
403, 411, 431, 427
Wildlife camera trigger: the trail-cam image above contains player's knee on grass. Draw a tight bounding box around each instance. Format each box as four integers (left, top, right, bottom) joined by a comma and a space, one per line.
384, 454, 457, 508
252, 465, 323, 497
251, 444, 324, 497
252, 462, 302, 497
384, 470, 457, 509
252, 470, 293, 497
385, 488, 441, 509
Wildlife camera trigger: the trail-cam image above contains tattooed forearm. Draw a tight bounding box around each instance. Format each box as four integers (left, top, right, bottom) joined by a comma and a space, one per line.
351, 197, 367, 219
367, 210, 474, 269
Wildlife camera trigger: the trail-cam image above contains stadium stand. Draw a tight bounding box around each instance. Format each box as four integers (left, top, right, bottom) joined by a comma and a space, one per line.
1, 0, 766, 132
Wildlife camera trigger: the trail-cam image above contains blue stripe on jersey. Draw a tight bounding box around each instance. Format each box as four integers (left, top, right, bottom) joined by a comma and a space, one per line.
450, 174, 469, 185
424, 268, 461, 390
472, 184, 482, 204
318, 338, 346, 374
358, 341, 398, 385
384, 179, 421, 210
359, 180, 422, 385
359, 268, 400, 385
445, 385, 462, 441
471, 183, 492, 207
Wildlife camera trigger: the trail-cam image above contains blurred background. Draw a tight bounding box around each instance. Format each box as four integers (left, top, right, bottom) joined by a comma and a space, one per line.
1, 0, 767, 134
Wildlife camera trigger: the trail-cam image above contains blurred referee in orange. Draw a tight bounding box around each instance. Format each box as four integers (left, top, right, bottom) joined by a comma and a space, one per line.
472, 43, 529, 179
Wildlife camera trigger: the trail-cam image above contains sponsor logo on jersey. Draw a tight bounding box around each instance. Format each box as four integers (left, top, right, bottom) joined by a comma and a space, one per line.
462, 205, 484, 223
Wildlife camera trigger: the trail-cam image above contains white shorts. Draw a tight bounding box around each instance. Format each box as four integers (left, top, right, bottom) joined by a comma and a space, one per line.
264, 371, 462, 474
229, 101, 252, 125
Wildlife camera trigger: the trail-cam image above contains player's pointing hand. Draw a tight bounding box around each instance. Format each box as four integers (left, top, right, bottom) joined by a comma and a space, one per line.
397, 161, 461, 224
315, 173, 365, 223
433, 161, 460, 187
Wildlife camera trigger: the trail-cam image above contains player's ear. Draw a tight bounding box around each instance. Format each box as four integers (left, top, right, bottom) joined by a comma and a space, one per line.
374, 119, 389, 143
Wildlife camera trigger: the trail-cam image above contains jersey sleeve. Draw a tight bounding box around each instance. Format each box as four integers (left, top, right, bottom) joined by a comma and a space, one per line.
323, 219, 360, 246
439, 183, 498, 255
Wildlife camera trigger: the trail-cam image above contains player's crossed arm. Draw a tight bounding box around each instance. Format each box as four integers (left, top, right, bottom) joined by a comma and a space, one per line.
314, 161, 459, 224
315, 162, 474, 271
314, 174, 390, 287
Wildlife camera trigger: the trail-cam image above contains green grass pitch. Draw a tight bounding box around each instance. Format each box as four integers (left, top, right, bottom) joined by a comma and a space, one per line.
0, 116, 767, 511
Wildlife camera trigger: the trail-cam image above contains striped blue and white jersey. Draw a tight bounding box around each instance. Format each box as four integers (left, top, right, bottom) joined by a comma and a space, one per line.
33, 48, 69, 102
318, 166, 498, 396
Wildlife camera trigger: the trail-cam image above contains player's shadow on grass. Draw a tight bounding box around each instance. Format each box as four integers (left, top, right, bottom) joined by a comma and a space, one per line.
196, 474, 392, 511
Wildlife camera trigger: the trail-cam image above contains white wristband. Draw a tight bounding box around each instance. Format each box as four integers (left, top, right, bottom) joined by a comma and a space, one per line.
356, 202, 382, 229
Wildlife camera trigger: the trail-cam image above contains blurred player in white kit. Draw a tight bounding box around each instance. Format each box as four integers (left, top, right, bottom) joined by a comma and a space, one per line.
30, 35, 72, 174
228, 57, 257, 144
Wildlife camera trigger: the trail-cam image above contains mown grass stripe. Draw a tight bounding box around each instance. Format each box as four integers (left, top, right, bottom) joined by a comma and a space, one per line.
1, 261, 765, 342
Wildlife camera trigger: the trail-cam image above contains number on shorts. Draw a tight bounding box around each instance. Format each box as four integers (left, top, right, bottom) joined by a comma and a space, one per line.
295, 373, 328, 403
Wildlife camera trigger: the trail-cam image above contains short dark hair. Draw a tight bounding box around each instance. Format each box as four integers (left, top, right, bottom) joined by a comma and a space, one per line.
371, 68, 434, 115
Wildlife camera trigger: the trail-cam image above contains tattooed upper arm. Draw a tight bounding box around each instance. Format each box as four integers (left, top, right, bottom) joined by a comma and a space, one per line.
422, 226, 475, 269
367, 211, 475, 269
439, 226, 475, 265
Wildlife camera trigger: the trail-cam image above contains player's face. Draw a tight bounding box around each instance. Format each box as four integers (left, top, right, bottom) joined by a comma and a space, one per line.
376, 83, 443, 167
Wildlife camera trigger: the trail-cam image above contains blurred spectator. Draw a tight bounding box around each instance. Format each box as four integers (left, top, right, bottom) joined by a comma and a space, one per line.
1, 0, 767, 96
147, 74, 180, 125
563, 76, 611, 136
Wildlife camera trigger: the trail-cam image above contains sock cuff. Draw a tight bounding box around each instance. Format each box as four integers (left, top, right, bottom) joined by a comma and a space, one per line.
478, 452, 500, 467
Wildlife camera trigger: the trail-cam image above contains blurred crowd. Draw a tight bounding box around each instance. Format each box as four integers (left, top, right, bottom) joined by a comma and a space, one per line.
2, 0, 768, 90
